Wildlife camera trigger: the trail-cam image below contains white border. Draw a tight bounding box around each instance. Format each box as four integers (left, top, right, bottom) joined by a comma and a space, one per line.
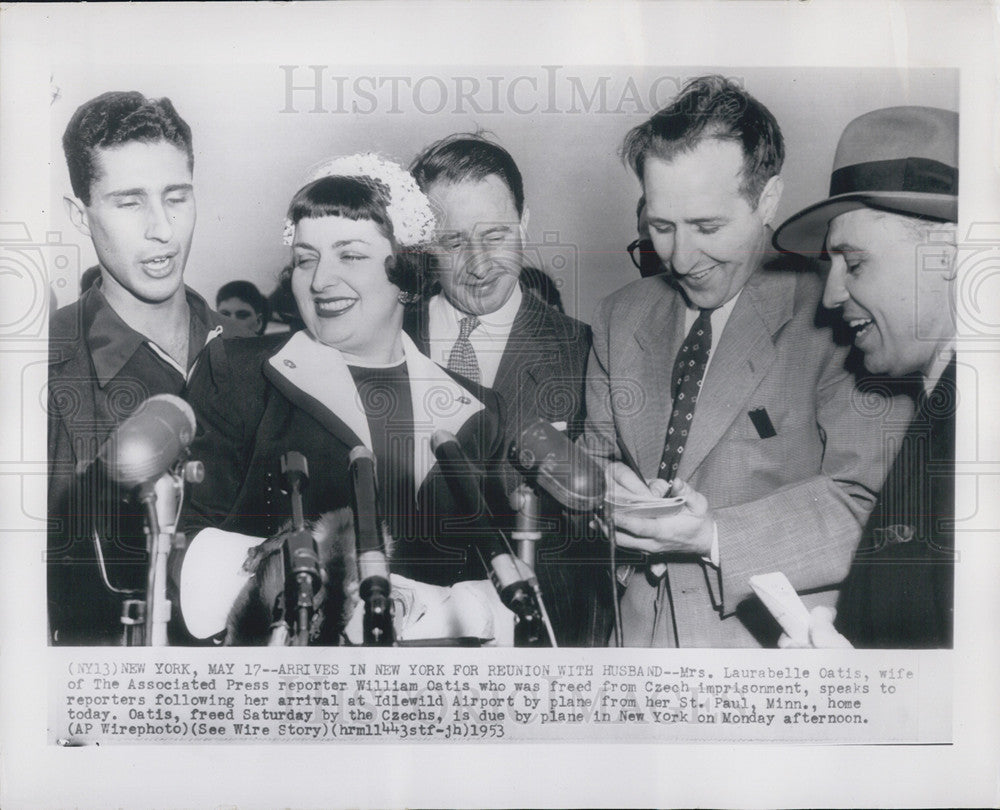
2, 2, 998, 808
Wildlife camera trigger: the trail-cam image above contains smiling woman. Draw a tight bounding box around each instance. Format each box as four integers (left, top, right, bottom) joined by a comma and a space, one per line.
286, 174, 411, 363
175, 155, 510, 646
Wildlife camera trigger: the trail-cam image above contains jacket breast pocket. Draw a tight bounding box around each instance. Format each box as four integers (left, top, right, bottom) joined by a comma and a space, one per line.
715, 422, 824, 501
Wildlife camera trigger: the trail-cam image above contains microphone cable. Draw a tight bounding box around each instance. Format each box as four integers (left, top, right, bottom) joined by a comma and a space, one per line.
592, 512, 623, 648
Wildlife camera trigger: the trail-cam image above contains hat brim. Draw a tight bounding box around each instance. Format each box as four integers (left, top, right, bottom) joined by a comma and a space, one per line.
773, 192, 957, 259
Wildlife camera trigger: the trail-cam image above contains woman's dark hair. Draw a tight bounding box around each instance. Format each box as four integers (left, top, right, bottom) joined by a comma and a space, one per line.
284, 175, 430, 300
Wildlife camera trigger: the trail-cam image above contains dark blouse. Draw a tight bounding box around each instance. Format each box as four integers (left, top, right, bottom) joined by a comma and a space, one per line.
347, 361, 416, 540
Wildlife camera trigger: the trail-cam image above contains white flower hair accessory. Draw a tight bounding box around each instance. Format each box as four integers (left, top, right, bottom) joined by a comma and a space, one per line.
282, 153, 437, 248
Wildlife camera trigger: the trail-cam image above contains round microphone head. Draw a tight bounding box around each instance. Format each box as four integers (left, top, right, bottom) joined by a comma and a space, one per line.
514, 418, 605, 511
101, 394, 198, 487
147, 394, 197, 434
348, 445, 376, 465
430, 429, 459, 454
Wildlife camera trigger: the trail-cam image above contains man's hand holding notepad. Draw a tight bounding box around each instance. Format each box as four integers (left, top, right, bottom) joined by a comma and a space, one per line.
604, 488, 687, 518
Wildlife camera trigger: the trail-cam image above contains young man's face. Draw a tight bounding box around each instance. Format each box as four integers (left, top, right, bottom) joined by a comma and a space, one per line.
217, 297, 263, 337
643, 139, 781, 310
74, 140, 195, 305
425, 174, 524, 317
823, 208, 955, 377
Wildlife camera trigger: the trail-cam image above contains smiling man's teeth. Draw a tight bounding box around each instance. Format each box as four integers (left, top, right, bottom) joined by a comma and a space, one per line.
143, 256, 170, 268
847, 316, 876, 343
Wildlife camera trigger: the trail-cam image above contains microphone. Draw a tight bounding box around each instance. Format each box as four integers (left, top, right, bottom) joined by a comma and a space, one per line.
280, 452, 322, 646
430, 430, 551, 646
97, 394, 197, 646
348, 447, 393, 645
99, 394, 197, 488
510, 419, 605, 512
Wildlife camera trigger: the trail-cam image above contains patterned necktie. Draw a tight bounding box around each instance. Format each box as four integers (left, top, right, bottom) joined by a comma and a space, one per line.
447, 315, 481, 383
658, 308, 713, 481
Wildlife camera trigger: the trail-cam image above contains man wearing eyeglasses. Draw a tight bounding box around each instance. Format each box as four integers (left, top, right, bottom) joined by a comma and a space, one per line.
405, 132, 600, 645
582, 76, 908, 647
627, 196, 665, 279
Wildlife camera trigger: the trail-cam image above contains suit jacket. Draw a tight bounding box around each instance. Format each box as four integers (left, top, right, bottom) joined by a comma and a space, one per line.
582, 256, 912, 647
835, 358, 955, 648
404, 287, 592, 454
404, 288, 602, 645
181, 330, 506, 595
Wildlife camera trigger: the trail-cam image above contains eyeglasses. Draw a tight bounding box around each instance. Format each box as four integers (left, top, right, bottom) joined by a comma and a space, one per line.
626, 238, 657, 271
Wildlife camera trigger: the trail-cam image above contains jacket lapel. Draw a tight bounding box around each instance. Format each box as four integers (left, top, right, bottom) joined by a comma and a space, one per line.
264, 331, 372, 451
630, 287, 687, 480
492, 294, 550, 397
264, 331, 486, 497
402, 333, 486, 493
677, 266, 794, 479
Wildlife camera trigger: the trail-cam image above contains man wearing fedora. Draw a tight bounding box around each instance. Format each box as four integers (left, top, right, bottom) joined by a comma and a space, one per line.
774, 105, 959, 648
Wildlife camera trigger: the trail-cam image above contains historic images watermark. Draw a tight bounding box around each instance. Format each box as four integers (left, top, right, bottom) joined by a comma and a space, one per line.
278, 65, 748, 116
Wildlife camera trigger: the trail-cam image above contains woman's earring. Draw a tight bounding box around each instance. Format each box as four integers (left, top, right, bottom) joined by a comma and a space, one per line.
397, 290, 421, 305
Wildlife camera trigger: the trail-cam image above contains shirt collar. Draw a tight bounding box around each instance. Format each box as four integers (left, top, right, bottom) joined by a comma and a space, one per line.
433, 282, 523, 331
683, 288, 742, 325
84, 281, 223, 388
923, 340, 956, 396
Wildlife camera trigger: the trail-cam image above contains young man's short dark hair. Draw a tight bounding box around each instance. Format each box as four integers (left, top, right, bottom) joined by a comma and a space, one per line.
62, 90, 194, 205
409, 132, 525, 217
621, 74, 784, 205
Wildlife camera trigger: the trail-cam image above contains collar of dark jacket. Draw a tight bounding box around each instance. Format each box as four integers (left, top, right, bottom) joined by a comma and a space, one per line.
77, 281, 225, 388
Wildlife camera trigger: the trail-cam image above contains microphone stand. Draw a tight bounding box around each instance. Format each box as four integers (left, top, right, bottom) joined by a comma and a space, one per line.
510, 485, 541, 571
128, 459, 202, 646
510, 420, 619, 646
472, 541, 552, 647
509, 486, 559, 647
281, 453, 322, 646
348, 449, 395, 646
431, 432, 554, 647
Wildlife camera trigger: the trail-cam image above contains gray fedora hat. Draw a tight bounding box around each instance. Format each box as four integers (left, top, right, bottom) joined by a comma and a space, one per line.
773, 106, 958, 258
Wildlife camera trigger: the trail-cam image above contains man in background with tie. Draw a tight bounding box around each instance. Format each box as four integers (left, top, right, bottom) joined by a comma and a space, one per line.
405, 133, 598, 644
406, 133, 591, 448
582, 75, 908, 647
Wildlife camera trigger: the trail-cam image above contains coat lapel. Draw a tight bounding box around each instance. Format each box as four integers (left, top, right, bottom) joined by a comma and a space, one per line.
265, 331, 372, 451
630, 287, 688, 480
401, 333, 486, 493
492, 294, 550, 397
678, 266, 795, 479
265, 331, 486, 497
